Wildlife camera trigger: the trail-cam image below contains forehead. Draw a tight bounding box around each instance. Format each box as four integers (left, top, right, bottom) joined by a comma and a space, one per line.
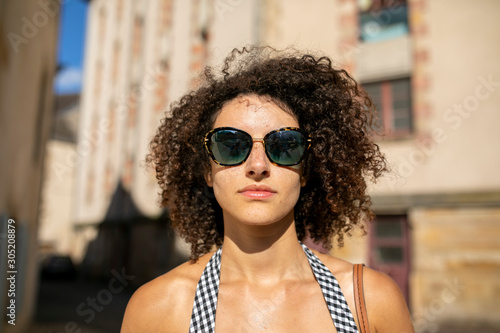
212, 95, 299, 133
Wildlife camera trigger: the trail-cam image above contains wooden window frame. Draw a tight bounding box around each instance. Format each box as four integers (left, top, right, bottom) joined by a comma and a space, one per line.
369, 214, 411, 303
364, 77, 413, 139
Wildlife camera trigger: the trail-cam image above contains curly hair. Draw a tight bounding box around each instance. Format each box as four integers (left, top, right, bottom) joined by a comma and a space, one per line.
148, 46, 387, 261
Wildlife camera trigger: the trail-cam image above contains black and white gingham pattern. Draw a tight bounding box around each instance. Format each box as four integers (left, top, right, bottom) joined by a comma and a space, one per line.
301, 242, 359, 333
189, 243, 359, 333
189, 247, 222, 333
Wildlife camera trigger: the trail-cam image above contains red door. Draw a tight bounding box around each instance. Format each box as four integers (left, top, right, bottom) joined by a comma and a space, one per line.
368, 215, 411, 303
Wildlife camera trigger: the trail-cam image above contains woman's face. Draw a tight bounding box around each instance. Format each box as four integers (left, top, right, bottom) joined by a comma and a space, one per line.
205, 94, 306, 229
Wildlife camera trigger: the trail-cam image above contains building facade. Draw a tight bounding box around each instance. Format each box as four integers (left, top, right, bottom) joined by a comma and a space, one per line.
74, 0, 500, 330
39, 94, 80, 257
0, 1, 60, 331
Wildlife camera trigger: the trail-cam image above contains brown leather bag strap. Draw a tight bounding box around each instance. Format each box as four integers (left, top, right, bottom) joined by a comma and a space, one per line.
353, 264, 370, 333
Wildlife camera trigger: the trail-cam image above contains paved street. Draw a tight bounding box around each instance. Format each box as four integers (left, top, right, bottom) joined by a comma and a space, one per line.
30, 277, 135, 333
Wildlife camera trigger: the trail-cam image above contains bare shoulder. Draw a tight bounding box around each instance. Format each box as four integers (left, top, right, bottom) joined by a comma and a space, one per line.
362, 267, 415, 333
120, 251, 214, 333
311, 250, 354, 281
308, 250, 414, 333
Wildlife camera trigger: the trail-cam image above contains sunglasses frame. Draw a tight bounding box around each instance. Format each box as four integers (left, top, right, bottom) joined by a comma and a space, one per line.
204, 126, 312, 166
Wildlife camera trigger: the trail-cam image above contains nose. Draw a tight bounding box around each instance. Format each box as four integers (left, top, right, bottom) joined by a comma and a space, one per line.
245, 140, 271, 178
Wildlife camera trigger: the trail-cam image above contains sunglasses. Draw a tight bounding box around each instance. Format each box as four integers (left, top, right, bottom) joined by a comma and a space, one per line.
204, 127, 311, 166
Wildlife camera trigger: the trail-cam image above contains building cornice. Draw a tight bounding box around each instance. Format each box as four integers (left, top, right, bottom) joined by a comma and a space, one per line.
372, 191, 500, 213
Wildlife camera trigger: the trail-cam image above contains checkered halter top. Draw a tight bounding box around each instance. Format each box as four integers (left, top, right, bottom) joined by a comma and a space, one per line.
189, 242, 360, 332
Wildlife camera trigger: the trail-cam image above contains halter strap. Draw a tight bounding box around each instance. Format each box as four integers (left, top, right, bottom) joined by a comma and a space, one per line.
189, 247, 221, 332
189, 243, 359, 333
300, 242, 359, 332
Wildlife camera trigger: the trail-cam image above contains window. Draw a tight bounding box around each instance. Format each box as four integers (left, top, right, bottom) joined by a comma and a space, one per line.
358, 0, 409, 43
369, 214, 411, 303
363, 77, 412, 136
132, 16, 144, 59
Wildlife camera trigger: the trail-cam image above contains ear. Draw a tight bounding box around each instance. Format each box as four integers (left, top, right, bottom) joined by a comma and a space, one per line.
205, 170, 213, 187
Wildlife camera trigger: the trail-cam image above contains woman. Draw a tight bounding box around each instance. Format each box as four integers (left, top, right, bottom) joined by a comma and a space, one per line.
121, 47, 414, 332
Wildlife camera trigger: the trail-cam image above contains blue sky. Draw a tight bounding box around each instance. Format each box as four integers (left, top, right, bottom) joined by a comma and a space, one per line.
54, 0, 88, 95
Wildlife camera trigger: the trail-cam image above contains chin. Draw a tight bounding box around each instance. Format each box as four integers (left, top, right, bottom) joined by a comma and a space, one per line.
225, 208, 294, 228
241, 218, 280, 226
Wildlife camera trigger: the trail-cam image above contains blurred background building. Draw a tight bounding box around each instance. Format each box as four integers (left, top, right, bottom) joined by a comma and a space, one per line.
1, 0, 499, 332
1, 0, 60, 332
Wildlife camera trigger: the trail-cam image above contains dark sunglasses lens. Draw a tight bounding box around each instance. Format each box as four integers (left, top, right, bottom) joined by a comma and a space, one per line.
266, 130, 307, 166
210, 129, 252, 165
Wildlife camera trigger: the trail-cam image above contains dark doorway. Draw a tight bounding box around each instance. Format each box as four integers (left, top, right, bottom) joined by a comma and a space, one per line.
369, 214, 411, 303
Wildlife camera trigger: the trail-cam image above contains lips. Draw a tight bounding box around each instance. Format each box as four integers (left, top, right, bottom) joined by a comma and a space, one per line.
239, 185, 276, 199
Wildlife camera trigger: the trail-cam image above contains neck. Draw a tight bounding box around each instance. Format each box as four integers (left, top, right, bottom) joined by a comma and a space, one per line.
220, 212, 309, 284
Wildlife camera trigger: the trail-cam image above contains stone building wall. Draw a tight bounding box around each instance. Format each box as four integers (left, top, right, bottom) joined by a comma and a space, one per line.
411, 207, 500, 331
0, 1, 60, 331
